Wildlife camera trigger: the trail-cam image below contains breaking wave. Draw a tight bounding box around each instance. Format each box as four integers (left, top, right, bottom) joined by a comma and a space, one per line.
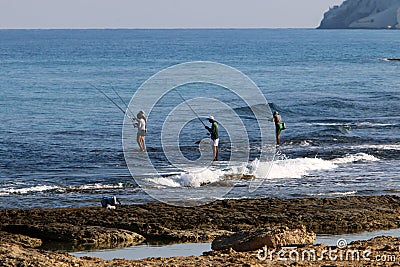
145, 153, 379, 188
0, 183, 129, 196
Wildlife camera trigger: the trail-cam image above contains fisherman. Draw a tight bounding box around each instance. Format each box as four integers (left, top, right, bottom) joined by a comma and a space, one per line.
101, 196, 121, 210
93, 85, 147, 151
135, 110, 147, 151
205, 116, 219, 161
271, 111, 285, 146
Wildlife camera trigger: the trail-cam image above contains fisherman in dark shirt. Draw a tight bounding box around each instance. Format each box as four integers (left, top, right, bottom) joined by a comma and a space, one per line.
205, 116, 219, 161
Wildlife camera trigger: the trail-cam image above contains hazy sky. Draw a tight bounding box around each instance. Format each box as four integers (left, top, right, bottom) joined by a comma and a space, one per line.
0, 0, 344, 29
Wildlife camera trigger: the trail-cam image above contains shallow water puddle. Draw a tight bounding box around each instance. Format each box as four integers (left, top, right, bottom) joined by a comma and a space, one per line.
71, 242, 211, 260
71, 229, 400, 260
316, 228, 400, 247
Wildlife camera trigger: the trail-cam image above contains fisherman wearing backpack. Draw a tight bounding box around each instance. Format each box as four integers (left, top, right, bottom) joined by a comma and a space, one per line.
271, 111, 286, 146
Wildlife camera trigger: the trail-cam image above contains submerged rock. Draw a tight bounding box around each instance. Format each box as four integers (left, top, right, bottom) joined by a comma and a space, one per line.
212, 225, 316, 252
318, 0, 400, 29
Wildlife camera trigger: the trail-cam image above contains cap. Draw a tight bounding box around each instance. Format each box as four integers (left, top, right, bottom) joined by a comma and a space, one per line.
208, 116, 214, 120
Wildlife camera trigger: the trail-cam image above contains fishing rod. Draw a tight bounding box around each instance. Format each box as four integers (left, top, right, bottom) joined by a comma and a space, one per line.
110, 85, 135, 118
90, 83, 135, 121
176, 90, 207, 128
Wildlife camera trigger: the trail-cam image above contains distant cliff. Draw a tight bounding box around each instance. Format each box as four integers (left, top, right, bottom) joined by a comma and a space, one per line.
318, 0, 400, 29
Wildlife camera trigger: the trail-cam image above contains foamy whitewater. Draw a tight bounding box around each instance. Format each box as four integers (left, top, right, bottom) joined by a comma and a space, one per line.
1, 29, 399, 208
146, 153, 380, 188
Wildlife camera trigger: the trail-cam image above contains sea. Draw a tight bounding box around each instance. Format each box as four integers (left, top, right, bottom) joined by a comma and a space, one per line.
1, 29, 399, 209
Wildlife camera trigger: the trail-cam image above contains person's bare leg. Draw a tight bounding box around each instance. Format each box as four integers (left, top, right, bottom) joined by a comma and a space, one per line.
140, 136, 145, 151
141, 137, 146, 151
276, 133, 281, 145
137, 135, 141, 150
213, 146, 218, 161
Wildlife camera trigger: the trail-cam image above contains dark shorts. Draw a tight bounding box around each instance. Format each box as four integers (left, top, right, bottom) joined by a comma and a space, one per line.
137, 129, 146, 136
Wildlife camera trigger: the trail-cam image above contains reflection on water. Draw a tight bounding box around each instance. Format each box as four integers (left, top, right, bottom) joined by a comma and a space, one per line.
316, 228, 400, 247
71, 242, 211, 260
71, 228, 400, 260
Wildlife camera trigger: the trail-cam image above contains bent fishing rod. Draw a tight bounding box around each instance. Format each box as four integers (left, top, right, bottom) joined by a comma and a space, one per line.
176, 90, 207, 128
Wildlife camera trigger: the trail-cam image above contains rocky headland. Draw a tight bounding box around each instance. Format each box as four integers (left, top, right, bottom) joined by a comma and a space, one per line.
318, 0, 400, 29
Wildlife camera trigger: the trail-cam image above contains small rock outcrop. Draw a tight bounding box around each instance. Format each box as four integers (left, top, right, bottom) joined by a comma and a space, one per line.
211, 225, 316, 252
318, 0, 400, 29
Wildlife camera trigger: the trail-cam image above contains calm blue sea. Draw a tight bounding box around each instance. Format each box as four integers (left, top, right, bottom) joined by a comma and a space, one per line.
0, 29, 399, 209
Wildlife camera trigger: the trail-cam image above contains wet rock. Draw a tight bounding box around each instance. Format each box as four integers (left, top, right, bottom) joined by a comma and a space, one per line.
0, 196, 399, 266
1, 236, 400, 267
0, 242, 85, 267
1, 196, 399, 244
165, 229, 233, 243
3, 223, 145, 246
212, 225, 316, 252
0, 231, 42, 248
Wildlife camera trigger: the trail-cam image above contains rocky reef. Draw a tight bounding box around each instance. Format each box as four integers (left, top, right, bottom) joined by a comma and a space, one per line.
1, 195, 400, 247
1, 196, 400, 266
318, 0, 400, 29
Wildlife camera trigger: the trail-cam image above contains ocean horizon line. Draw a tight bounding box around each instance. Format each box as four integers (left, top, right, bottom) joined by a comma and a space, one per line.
0, 27, 318, 31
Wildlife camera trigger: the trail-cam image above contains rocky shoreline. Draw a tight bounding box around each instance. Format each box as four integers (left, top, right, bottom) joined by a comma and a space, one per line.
318, 0, 400, 29
1, 195, 400, 266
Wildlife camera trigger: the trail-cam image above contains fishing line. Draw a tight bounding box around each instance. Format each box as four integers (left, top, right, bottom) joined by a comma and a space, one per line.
110, 85, 135, 118
90, 83, 135, 121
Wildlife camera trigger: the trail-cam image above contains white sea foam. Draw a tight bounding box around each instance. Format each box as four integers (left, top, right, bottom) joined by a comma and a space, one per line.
0, 185, 60, 195
146, 168, 224, 188
307, 191, 357, 197
264, 157, 337, 179
179, 169, 224, 187
299, 140, 311, 146
331, 152, 379, 164
305, 122, 344, 126
305, 122, 394, 128
145, 152, 380, 188
355, 122, 393, 127
75, 183, 125, 190
349, 144, 400, 151
0, 183, 129, 196
145, 177, 182, 187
